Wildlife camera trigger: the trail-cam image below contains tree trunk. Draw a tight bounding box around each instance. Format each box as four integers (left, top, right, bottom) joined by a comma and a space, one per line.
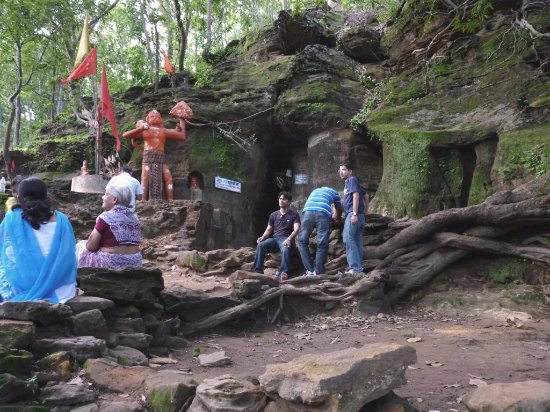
140, 0, 155, 76
172, 0, 188, 71
13, 96, 22, 147
154, 22, 160, 92
3, 42, 23, 179
204, 0, 212, 58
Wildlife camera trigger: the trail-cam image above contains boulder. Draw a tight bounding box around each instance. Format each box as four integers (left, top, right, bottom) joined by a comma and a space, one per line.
198, 351, 232, 367
0, 301, 72, 325
0, 373, 39, 404
160, 285, 240, 322
259, 343, 417, 411
71, 309, 109, 340
107, 345, 149, 366
144, 370, 197, 411
77, 267, 164, 309
84, 358, 154, 393
115, 333, 152, 354
0, 347, 34, 376
339, 24, 385, 63
462, 380, 550, 412
33, 336, 106, 363
97, 401, 146, 411
35, 351, 74, 382
39, 383, 97, 407
0, 319, 35, 349
66, 295, 115, 314
190, 374, 266, 412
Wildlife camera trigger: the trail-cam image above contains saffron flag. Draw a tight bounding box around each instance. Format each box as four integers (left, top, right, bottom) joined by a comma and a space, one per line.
74, 16, 91, 68
99, 64, 121, 152
60, 48, 97, 84
161, 49, 175, 75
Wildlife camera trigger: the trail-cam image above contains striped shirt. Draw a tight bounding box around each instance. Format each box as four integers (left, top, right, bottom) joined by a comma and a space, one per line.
303, 187, 342, 216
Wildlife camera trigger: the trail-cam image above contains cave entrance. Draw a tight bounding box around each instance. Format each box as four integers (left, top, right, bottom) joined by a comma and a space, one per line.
430, 133, 498, 210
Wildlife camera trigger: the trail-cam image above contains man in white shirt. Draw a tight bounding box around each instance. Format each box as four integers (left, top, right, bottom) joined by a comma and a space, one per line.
106, 165, 143, 212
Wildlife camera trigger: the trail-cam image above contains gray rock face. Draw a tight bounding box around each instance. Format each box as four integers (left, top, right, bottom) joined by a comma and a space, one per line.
161, 285, 240, 322
339, 24, 385, 63
107, 345, 149, 366
0, 319, 35, 349
77, 267, 164, 309
144, 371, 197, 411
275, 10, 336, 55
99, 401, 146, 412
0, 301, 72, 325
72, 309, 109, 339
259, 343, 417, 411
190, 374, 266, 412
0, 347, 34, 376
39, 383, 97, 406
66, 295, 115, 313
33, 336, 106, 363
0, 373, 39, 404
115, 333, 152, 354
198, 351, 232, 367
84, 358, 154, 393
462, 380, 550, 412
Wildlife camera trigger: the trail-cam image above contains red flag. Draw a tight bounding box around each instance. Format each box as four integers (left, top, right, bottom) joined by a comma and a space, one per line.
161, 49, 174, 75
99, 64, 121, 152
60, 48, 97, 84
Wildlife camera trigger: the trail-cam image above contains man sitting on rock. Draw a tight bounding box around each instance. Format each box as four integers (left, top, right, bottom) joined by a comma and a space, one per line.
253, 191, 300, 280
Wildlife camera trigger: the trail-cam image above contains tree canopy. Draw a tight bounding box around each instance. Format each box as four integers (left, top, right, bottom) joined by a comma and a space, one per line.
0, 0, 400, 154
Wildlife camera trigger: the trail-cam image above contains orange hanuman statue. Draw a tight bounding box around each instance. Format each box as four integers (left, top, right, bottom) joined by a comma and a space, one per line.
122, 109, 187, 201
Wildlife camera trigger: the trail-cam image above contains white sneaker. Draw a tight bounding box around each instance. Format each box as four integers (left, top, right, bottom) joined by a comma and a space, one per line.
305, 270, 316, 276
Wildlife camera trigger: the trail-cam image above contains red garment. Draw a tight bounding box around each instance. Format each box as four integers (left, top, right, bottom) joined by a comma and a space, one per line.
94, 218, 118, 247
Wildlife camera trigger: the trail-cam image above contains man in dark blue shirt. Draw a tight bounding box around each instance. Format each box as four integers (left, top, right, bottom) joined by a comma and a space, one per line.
339, 162, 367, 274
253, 191, 301, 279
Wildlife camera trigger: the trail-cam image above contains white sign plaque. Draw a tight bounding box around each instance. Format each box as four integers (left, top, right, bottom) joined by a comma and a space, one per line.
215, 176, 241, 193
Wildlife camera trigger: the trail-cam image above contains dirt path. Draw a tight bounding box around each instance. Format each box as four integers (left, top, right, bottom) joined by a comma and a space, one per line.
159, 295, 550, 411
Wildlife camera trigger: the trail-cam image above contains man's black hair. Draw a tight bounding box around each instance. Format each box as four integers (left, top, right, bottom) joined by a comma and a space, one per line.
278, 191, 292, 201
339, 161, 353, 170
122, 165, 132, 174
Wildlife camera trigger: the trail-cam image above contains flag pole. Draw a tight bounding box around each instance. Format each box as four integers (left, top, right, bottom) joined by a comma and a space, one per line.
92, 73, 101, 175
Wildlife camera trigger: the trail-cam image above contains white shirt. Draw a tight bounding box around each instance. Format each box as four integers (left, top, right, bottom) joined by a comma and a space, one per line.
34, 221, 75, 303
106, 172, 144, 212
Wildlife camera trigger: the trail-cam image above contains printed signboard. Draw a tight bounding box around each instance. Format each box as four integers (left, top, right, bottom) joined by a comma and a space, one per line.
215, 176, 241, 193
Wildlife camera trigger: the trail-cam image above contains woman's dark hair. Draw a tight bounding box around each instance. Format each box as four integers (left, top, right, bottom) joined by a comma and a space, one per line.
14, 177, 53, 229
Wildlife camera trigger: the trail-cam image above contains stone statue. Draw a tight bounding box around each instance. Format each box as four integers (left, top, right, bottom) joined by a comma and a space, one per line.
122, 105, 192, 200
80, 160, 89, 176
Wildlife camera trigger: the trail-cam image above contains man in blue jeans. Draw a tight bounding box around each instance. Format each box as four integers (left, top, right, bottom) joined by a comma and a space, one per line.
253, 191, 301, 279
339, 162, 368, 274
298, 187, 342, 276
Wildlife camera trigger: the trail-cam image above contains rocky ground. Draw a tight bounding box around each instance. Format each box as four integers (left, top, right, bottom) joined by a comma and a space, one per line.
116, 266, 549, 412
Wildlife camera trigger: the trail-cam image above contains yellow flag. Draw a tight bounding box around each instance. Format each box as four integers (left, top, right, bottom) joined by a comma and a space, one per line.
73, 16, 90, 69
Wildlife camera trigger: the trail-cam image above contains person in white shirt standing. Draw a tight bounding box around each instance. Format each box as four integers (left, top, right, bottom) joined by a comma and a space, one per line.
106, 165, 143, 212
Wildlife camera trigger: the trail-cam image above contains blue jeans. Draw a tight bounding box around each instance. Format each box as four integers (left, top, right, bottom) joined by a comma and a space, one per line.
343, 213, 365, 272
297, 211, 331, 274
253, 236, 291, 274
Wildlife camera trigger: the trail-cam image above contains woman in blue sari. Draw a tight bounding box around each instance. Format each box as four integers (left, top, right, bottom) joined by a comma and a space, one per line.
0, 177, 77, 303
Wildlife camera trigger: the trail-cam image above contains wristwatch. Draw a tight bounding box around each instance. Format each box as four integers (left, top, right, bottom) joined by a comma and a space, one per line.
352, 212, 357, 216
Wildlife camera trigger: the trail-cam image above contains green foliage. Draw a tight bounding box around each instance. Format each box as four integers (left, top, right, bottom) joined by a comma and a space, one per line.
488, 262, 522, 284
149, 387, 176, 412
192, 346, 201, 357
451, 0, 493, 33
193, 59, 218, 89
116, 356, 129, 366
351, 75, 383, 132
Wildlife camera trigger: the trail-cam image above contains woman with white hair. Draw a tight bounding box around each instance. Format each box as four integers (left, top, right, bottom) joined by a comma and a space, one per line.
77, 184, 142, 269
